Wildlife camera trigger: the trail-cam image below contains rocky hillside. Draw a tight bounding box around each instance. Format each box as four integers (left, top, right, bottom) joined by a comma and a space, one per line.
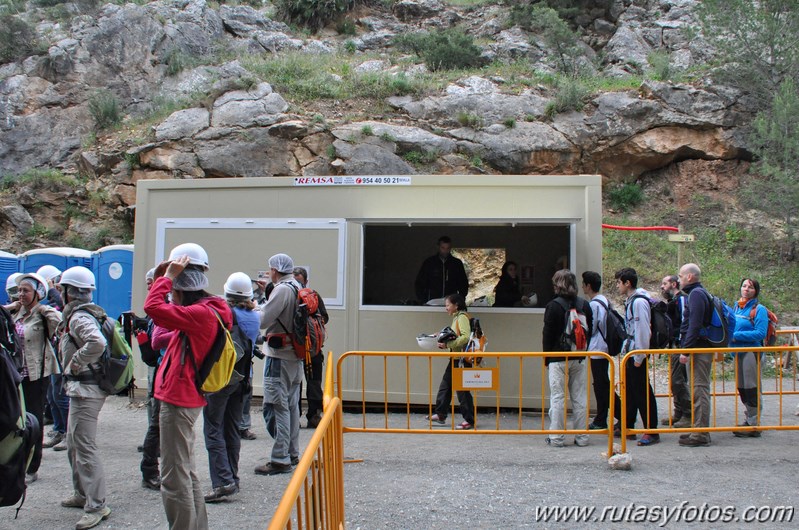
0, 0, 768, 257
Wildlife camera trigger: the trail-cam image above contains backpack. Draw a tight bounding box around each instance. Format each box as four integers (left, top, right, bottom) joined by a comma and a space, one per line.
183, 308, 237, 394
227, 312, 253, 389
456, 315, 487, 364
279, 285, 327, 363
697, 288, 736, 348
749, 303, 778, 347
68, 311, 135, 395
554, 297, 589, 351
594, 298, 626, 356
630, 295, 673, 350
0, 306, 24, 373
0, 347, 40, 516
132, 317, 160, 368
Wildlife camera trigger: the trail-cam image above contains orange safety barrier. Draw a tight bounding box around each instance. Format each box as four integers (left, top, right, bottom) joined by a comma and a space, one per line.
336, 350, 616, 457
268, 355, 345, 530
619, 344, 799, 453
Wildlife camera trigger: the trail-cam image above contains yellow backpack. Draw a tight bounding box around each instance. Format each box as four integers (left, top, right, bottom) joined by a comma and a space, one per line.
183, 309, 236, 394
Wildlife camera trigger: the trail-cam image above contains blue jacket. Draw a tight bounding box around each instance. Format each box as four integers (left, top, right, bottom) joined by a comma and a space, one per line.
730, 298, 768, 349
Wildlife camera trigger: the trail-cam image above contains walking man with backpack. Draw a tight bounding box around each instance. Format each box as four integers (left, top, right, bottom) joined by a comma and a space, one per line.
293, 267, 329, 429
660, 274, 691, 428
255, 253, 303, 475
542, 270, 592, 448
581, 271, 622, 431
57, 266, 112, 530
677, 263, 714, 447
615, 268, 659, 446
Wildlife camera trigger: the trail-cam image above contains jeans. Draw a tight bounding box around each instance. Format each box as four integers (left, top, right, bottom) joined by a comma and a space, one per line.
239, 385, 253, 431
203, 384, 244, 489
262, 357, 303, 465
548, 360, 588, 445
47, 373, 70, 434
433, 358, 475, 424
21, 377, 47, 474
589, 358, 621, 427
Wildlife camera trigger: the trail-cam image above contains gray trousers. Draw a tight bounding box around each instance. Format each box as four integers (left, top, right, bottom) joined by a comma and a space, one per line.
160, 403, 208, 530
262, 357, 303, 465
736, 351, 763, 425
689, 353, 713, 443
67, 395, 107, 513
669, 353, 692, 417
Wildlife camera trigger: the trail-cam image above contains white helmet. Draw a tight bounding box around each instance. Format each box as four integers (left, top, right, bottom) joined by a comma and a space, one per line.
36, 265, 62, 282
58, 266, 96, 290
16, 272, 48, 300
5, 272, 22, 295
224, 272, 253, 298
168, 243, 209, 271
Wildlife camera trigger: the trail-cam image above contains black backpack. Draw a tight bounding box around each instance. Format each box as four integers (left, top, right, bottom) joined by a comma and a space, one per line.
0, 346, 40, 517
0, 306, 24, 373
630, 294, 673, 350
594, 298, 626, 356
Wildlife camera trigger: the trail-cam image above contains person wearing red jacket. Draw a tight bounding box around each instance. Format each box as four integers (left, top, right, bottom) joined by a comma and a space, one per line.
144, 244, 232, 530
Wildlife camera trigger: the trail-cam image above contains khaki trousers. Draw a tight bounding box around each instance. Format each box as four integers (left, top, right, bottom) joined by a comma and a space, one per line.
67, 395, 107, 512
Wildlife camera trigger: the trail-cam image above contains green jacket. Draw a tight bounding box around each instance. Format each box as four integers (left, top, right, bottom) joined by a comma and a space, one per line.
447, 311, 471, 352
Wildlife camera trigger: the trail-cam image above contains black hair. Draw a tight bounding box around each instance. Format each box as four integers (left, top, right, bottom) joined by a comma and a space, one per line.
445, 293, 467, 311
582, 270, 601, 292
614, 267, 638, 288
438, 235, 452, 245
667, 274, 679, 288
179, 289, 213, 307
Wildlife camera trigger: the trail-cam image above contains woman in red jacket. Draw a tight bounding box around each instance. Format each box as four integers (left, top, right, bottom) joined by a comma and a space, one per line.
144, 243, 232, 530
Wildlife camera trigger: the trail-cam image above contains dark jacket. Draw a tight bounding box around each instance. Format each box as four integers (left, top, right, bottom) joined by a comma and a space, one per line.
415, 254, 469, 303
666, 293, 683, 346
679, 282, 711, 348
542, 295, 593, 365
493, 275, 522, 307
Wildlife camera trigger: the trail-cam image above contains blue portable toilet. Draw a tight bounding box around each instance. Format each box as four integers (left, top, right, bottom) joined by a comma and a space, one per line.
0, 250, 21, 305
94, 244, 134, 321
19, 247, 93, 274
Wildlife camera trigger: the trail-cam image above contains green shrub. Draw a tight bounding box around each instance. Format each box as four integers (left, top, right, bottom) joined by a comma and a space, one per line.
403, 149, 438, 165
88, 90, 122, 130
510, 4, 583, 76
273, 0, 354, 32
647, 50, 672, 81
543, 76, 588, 119
360, 124, 373, 136
608, 182, 645, 212
164, 48, 196, 77
456, 111, 484, 129
503, 117, 516, 128
336, 17, 357, 36
2, 169, 77, 190
343, 39, 357, 54
0, 15, 39, 63
394, 28, 485, 71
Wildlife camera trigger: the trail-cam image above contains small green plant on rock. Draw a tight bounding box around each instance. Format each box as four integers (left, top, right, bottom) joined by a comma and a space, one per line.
608, 182, 645, 212
456, 111, 484, 129
88, 90, 121, 130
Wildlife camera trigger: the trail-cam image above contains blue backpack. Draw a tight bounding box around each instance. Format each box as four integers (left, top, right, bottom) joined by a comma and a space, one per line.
697, 288, 736, 347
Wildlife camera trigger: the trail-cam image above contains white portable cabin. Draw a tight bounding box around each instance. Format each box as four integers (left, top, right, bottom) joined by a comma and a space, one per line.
132, 175, 602, 409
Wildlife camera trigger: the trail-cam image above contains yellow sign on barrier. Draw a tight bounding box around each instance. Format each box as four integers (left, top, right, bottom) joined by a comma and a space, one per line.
453, 367, 498, 391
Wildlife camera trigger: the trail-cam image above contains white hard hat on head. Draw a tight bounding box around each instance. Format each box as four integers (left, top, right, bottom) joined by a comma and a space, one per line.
168, 243, 209, 271
36, 265, 62, 282
6, 272, 22, 292
58, 266, 96, 290
224, 272, 254, 298
16, 272, 48, 299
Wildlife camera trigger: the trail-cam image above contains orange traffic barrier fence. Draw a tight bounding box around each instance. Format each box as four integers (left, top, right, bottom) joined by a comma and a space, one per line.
336, 350, 616, 457
268, 356, 344, 530
619, 344, 799, 453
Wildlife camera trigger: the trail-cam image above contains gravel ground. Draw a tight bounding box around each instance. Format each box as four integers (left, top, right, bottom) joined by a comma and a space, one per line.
7, 386, 799, 530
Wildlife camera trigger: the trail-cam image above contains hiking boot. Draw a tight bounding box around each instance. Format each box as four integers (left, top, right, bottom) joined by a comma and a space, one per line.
25, 472, 38, 484
306, 412, 322, 429
239, 429, 257, 440
545, 437, 564, 448
137, 444, 143, 452
61, 494, 86, 508
75, 506, 111, 530
204, 483, 239, 503
574, 438, 589, 447
733, 424, 762, 438
43, 431, 65, 448
637, 434, 660, 446
254, 462, 292, 475
53, 438, 68, 451
141, 477, 161, 491
671, 417, 692, 428
679, 436, 710, 447
291, 456, 299, 466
